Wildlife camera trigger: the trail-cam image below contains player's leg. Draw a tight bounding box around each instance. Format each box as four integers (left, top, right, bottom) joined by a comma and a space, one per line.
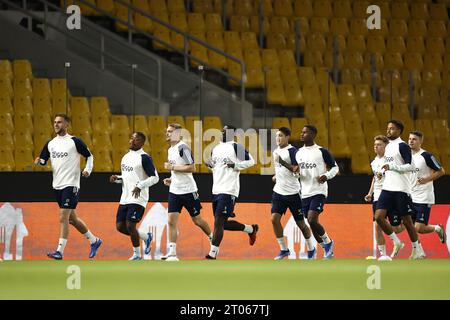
125, 204, 146, 260
207, 214, 227, 259
162, 193, 183, 260
372, 202, 387, 257
305, 195, 333, 259
290, 194, 315, 259
69, 209, 102, 258
271, 192, 289, 259
398, 196, 425, 259
221, 196, 258, 245
116, 205, 129, 235
413, 204, 446, 243
187, 193, 213, 241
48, 208, 71, 259
191, 215, 212, 239
116, 221, 129, 235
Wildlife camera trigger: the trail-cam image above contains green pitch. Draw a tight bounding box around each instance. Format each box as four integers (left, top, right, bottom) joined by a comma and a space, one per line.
1, 260, 449, 300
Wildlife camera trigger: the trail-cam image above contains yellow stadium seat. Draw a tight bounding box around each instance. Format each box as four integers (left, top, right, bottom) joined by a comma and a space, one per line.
329, 130, 351, 158
406, 36, 425, 54
384, 52, 403, 70
278, 50, 296, 68
241, 32, 259, 51
352, 1, 370, 19
71, 114, 91, 133
206, 32, 226, 68
266, 32, 286, 50
244, 48, 262, 70
34, 111, 53, 135
14, 113, 33, 134
97, 0, 115, 14
367, 35, 385, 54
92, 150, 113, 172
92, 131, 113, 153
330, 18, 349, 36
408, 19, 427, 37
33, 78, 51, 100
297, 67, 315, 86
291, 117, 307, 140
254, 0, 274, 17
426, 37, 445, 55
193, 0, 213, 14
14, 131, 34, 150
92, 115, 112, 135
290, 16, 309, 34
152, 16, 172, 51
375, 103, 392, 129
114, 3, 132, 32
191, 47, 209, 67
286, 32, 305, 52
52, 97, 70, 116
306, 34, 326, 52
272, 117, 290, 130
313, 0, 333, 18
347, 34, 366, 52
326, 34, 347, 52
230, 15, 250, 32
386, 36, 406, 54
340, 68, 360, 85
430, 3, 448, 20
14, 148, 33, 171
149, 0, 168, 14
14, 96, 33, 115
310, 17, 329, 34
283, 81, 303, 106
130, 115, 149, 136
250, 15, 271, 36
223, 31, 241, 52
205, 13, 222, 32
349, 18, 368, 35
391, 2, 410, 20
274, 0, 293, 17
0, 148, 14, 171
111, 115, 130, 133
294, 0, 313, 18
70, 97, 90, 117
134, 13, 154, 33
51, 79, 69, 99
90, 97, 110, 118
111, 130, 131, 150
0, 77, 13, 100
411, 3, 429, 20
404, 52, 424, 70
13, 60, 33, 80
333, 0, 352, 18
13, 78, 32, 98
423, 53, 443, 71
203, 116, 222, 131
234, 0, 253, 16
428, 20, 447, 38
368, 19, 389, 37
213, 0, 233, 17
390, 19, 408, 37
351, 147, 371, 174
167, 0, 185, 13
271, 16, 290, 35
422, 70, 442, 87
0, 112, 14, 132
343, 51, 364, 69
0, 96, 13, 116
261, 49, 280, 69
167, 115, 185, 128
0, 60, 13, 81
303, 51, 323, 68
148, 115, 167, 131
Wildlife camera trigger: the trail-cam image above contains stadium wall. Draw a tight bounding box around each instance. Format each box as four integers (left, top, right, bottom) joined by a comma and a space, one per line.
0, 202, 449, 260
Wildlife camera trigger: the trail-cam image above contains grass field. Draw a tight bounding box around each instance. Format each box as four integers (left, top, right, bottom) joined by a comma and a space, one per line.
1, 259, 449, 300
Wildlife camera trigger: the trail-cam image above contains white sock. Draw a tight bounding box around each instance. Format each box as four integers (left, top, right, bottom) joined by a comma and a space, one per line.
243, 225, 254, 234
57, 238, 67, 254
320, 232, 331, 245
434, 225, 442, 233
208, 233, 213, 241
378, 245, 386, 256
389, 232, 401, 244
209, 245, 219, 258
168, 242, 177, 256
277, 237, 287, 251
83, 230, 97, 244
319, 242, 325, 249
305, 237, 315, 251
133, 246, 141, 257
138, 231, 149, 241
412, 240, 419, 249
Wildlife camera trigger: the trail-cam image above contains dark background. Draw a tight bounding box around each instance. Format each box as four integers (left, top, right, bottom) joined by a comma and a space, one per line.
1, 172, 449, 203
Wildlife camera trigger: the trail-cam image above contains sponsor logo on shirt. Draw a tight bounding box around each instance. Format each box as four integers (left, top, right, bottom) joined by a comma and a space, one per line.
299, 162, 317, 169
51, 151, 69, 158
385, 157, 394, 162
121, 164, 134, 172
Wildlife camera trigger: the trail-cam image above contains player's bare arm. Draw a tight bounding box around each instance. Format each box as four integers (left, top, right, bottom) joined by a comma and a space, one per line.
418, 167, 446, 184
164, 162, 196, 173
365, 176, 375, 202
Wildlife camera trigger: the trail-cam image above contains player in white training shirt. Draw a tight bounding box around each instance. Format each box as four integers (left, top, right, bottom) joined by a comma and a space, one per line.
295, 125, 338, 259
408, 131, 446, 244
375, 120, 425, 260
364, 135, 402, 260
35, 114, 102, 260
110, 132, 158, 260
161, 123, 212, 261
205, 125, 259, 259
270, 127, 316, 260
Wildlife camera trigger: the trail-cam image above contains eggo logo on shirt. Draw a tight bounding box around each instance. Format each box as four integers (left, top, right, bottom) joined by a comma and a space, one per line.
121, 164, 134, 172
299, 162, 317, 169
51, 151, 69, 158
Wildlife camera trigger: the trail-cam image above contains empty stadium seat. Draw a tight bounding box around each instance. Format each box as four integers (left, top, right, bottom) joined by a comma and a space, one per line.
13, 60, 33, 80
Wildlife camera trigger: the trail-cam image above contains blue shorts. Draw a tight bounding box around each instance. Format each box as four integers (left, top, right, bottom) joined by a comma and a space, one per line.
412, 203, 432, 225
376, 190, 414, 217
372, 201, 401, 227
116, 204, 146, 223
168, 192, 202, 217
271, 192, 304, 221
212, 194, 236, 218
54, 186, 80, 209
301, 194, 326, 216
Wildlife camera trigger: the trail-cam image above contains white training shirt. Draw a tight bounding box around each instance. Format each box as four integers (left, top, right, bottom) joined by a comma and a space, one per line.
210, 141, 255, 197
295, 144, 339, 198
381, 137, 414, 194
38, 134, 93, 190
117, 148, 159, 208
370, 155, 385, 202
411, 149, 442, 204
167, 140, 198, 194
273, 144, 301, 195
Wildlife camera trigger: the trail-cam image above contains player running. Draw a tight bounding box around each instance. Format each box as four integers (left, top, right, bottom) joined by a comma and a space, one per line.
35, 114, 102, 260
205, 125, 259, 259
408, 131, 446, 243
161, 123, 213, 261
295, 125, 338, 259
375, 120, 426, 260
364, 135, 402, 260
271, 127, 316, 260
109, 132, 158, 260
